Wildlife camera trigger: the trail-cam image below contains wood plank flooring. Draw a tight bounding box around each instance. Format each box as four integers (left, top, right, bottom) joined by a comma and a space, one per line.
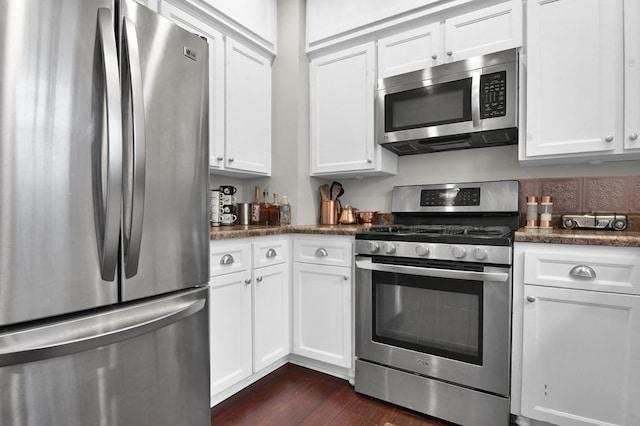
210, 363, 454, 426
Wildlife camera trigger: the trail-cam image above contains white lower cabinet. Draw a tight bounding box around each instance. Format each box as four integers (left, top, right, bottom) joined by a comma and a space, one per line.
209, 237, 289, 403
512, 243, 640, 426
292, 236, 353, 370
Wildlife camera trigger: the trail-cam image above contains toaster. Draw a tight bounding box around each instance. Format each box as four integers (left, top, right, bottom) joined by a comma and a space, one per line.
561, 214, 627, 231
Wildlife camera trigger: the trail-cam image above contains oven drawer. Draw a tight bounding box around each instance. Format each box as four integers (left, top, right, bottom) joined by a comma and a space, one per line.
293, 236, 353, 267
522, 243, 640, 295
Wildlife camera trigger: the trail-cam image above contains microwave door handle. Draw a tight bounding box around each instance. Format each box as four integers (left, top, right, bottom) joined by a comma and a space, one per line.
471, 72, 481, 128
355, 258, 509, 283
122, 17, 146, 279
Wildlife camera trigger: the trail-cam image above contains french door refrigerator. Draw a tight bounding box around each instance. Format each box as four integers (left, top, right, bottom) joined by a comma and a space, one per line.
0, 0, 210, 425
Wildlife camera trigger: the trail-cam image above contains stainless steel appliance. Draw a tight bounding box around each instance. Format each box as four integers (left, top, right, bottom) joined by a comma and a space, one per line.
355, 180, 519, 426
377, 49, 518, 155
0, 1, 210, 424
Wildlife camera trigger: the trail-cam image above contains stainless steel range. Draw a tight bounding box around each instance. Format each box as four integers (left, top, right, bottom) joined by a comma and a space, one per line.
354, 180, 519, 426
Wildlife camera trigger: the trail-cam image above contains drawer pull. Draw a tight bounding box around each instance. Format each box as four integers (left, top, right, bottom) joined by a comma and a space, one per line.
526, 296, 536, 303
570, 265, 596, 280
266, 248, 277, 258
220, 254, 235, 265
315, 248, 328, 257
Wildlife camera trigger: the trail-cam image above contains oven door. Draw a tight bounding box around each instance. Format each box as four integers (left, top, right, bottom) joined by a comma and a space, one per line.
355, 256, 511, 396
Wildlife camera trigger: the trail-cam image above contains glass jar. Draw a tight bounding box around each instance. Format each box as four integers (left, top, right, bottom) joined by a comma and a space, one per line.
540, 196, 553, 228
525, 196, 539, 228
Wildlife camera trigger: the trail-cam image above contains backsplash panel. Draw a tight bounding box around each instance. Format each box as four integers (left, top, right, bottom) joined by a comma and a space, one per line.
520, 175, 640, 213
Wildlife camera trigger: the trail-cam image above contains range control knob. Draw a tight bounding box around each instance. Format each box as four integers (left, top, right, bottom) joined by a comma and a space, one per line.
367, 241, 380, 253
415, 244, 430, 256
474, 247, 488, 260
383, 242, 397, 254
451, 245, 467, 259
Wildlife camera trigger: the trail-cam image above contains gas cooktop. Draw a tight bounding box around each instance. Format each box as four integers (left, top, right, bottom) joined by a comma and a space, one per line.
356, 224, 515, 245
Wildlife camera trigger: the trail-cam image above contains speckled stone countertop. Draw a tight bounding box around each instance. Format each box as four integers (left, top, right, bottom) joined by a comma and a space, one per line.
210, 224, 368, 240
515, 228, 640, 247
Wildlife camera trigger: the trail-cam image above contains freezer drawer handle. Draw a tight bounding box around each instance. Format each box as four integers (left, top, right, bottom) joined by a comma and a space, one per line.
0, 295, 206, 367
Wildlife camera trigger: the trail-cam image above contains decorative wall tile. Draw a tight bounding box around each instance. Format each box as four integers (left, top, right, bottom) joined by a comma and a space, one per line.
518, 179, 540, 212
629, 175, 640, 212
540, 178, 582, 213
583, 176, 629, 212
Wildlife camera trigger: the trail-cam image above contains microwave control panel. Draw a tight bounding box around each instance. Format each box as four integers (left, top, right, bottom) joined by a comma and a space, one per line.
480, 71, 507, 119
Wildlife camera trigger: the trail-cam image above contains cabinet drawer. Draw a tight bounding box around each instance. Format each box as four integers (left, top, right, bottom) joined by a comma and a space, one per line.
522, 244, 640, 295
253, 238, 289, 268
293, 236, 353, 267
210, 241, 251, 277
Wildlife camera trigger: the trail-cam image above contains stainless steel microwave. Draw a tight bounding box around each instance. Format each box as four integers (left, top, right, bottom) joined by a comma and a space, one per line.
377, 49, 518, 155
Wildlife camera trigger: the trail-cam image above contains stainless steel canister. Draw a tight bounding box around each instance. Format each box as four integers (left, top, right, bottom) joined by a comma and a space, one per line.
236, 202, 251, 225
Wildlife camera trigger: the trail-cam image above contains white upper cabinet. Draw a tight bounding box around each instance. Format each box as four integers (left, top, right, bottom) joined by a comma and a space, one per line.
224, 38, 272, 176
520, 0, 640, 164
378, 1, 522, 78
159, 1, 272, 177
310, 42, 397, 177
625, 0, 640, 151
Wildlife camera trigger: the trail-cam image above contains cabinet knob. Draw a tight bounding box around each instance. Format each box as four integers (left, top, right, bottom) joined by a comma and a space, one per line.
216, 156, 224, 161
220, 254, 235, 265
446, 51, 453, 57
343, 275, 349, 280
629, 133, 638, 141
244, 278, 251, 285
526, 296, 536, 303
315, 248, 328, 257
266, 248, 277, 258
431, 54, 438, 60
228, 157, 235, 162
604, 135, 614, 143
256, 276, 263, 282
570, 264, 596, 280
367, 158, 373, 164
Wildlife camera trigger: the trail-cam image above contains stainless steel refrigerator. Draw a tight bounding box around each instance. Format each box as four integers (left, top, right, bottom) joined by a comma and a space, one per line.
0, 0, 210, 424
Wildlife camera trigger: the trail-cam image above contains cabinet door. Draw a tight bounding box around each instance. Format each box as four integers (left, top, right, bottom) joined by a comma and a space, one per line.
625, 0, 640, 151
158, 2, 225, 170
292, 262, 352, 368
521, 285, 640, 426
377, 23, 441, 78
524, 0, 624, 158
225, 37, 271, 175
310, 43, 377, 175
444, 1, 522, 63
209, 271, 253, 396
253, 263, 290, 372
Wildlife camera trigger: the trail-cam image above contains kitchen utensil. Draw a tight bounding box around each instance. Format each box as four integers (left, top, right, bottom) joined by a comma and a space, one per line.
319, 184, 330, 202
330, 181, 343, 200
236, 203, 250, 225
358, 211, 378, 224
339, 205, 358, 224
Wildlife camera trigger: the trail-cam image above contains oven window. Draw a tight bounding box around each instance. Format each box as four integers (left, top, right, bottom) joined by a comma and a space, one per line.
372, 271, 483, 365
384, 78, 472, 132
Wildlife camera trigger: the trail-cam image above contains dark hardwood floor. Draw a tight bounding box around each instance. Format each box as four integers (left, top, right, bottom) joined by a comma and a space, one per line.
210, 363, 454, 426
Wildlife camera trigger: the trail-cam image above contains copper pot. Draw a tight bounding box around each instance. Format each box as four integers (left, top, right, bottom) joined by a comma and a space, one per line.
339, 205, 358, 224
358, 211, 378, 224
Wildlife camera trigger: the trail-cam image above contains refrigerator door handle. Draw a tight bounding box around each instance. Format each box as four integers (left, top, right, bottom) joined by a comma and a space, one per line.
121, 16, 147, 279
94, 8, 123, 281
0, 295, 206, 367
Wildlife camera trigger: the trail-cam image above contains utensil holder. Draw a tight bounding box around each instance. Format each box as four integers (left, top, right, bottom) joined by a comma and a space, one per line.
321, 200, 339, 225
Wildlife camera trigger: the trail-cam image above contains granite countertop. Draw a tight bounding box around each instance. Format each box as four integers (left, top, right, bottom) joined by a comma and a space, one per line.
210, 224, 368, 240
515, 228, 640, 247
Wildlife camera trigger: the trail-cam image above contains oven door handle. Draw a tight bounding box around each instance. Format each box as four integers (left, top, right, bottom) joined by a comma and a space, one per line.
355, 258, 509, 282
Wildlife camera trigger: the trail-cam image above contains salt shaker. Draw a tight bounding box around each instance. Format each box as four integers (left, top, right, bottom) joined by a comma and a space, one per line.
539, 196, 553, 228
